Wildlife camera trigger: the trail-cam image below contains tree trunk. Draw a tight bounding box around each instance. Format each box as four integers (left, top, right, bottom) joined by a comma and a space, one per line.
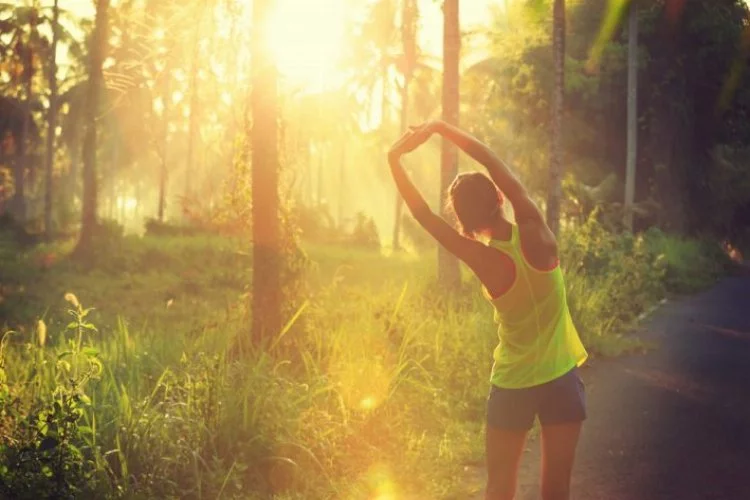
109, 139, 119, 221
547, 0, 565, 237
338, 141, 346, 228
158, 59, 170, 222
185, 0, 205, 202
392, 0, 418, 251
44, 0, 60, 241
317, 146, 324, 205
438, 0, 461, 287
251, 0, 281, 346
392, 76, 409, 249
77, 0, 109, 253
13, 34, 35, 224
624, 1, 638, 231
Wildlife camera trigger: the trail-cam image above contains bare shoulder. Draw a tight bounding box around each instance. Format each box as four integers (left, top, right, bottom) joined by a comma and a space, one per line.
469, 243, 516, 299
517, 219, 558, 270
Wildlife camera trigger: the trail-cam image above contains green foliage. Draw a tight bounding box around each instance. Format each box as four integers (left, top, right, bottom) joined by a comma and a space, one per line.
644, 228, 734, 294
468, 0, 750, 240
0, 296, 103, 499
294, 204, 381, 250
0, 221, 735, 497
561, 214, 667, 355
144, 217, 211, 238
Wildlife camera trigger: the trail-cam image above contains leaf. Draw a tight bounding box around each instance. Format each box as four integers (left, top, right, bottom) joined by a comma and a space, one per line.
57, 350, 73, 359
39, 436, 58, 451
78, 393, 92, 406
82, 347, 99, 357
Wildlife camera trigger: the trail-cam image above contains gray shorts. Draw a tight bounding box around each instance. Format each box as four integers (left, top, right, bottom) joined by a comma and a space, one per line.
486, 367, 586, 431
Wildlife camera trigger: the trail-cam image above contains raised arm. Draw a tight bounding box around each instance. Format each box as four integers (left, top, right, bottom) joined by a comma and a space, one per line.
424, 121, 547, 227
387, 131, 486, 266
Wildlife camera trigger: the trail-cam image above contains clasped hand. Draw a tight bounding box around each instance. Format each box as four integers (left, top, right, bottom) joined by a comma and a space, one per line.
387, 120, 444, 161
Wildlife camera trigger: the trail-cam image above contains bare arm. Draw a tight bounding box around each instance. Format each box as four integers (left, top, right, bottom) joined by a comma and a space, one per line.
431, 121, 546, 226
387, 132, 486, 266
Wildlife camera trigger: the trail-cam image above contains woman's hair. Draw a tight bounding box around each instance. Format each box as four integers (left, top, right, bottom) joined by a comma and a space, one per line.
448, 172, 503, 237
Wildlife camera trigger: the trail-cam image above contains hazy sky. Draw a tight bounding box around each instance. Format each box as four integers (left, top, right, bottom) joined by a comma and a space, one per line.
28, 0, 498, 39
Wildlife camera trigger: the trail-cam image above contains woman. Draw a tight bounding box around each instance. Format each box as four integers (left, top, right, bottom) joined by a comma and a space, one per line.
387, 120, 588, 500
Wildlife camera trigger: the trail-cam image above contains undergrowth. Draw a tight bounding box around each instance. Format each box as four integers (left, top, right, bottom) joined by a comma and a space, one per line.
0, 217, 734, 498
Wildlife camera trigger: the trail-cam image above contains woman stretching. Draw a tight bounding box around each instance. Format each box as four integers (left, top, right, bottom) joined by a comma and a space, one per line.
388, 121, 588, 500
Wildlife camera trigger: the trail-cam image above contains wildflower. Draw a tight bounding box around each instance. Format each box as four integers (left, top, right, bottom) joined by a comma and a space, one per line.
37, 319, 47, 347
64, 293, 80, 308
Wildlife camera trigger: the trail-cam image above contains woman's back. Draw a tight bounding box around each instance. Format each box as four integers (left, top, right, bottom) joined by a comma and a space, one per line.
484, 224, 588, 389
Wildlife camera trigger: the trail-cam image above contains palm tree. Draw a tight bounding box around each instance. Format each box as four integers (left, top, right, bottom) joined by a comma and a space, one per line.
157, 54, 171, 222
547, 0, 565, 237
0, 3, 43, 224
76, 0, 109, 254
438, 0, 461, 287
44, 0, 60, 240
392, 0, 419, 250
624, 0, 638, 231
184, 0, 208, 201
251, 0, 281, 346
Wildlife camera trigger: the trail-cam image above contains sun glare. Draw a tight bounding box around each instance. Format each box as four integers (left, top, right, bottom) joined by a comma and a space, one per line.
266, 0, 346, 93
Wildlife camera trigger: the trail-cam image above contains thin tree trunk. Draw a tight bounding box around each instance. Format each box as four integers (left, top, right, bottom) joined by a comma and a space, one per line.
392, 0, 418, 250
77, 0, 109, 253
13, 33, 35, 224
44, 0, 60, 240
317, 146, 324, 205
185, 0, 205, 202
438, 0, 461, 287
624, 1, 638, 231
381, 65, 389, 128
547, 0, 565, 237
392, 77, 409, 249
158, 60, 170, 222
338, 140, 346, 227
250, 0, 281, 346
109, 140, 119, 221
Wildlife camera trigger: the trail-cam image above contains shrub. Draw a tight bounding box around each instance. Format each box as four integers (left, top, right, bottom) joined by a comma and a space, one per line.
560, 213, 667, 354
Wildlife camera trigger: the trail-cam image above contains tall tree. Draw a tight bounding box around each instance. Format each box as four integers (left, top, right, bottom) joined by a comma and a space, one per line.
547, 0, 565, 236
250, 0, 281, 345
624, 0, 638, 231
392, 0, 418, 250
44, 0, 60, 240
9, 3, 41, 224
76, 0, 109, 253
184, 0, 206, 201
438, 0, 461, 287
157, 55, 171, 222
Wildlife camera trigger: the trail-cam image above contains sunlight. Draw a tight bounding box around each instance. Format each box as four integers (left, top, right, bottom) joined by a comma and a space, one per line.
360, 395, 377, 410
266, 0, 346, 93
117, 197, 137, 212
367, 464, 399, 500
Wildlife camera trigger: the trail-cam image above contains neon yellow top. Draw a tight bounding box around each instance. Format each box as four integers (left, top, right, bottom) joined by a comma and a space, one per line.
483, 224, 588, 389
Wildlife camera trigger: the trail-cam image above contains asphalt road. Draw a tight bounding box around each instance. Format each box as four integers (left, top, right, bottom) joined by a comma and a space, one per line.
510, 274, 750, 499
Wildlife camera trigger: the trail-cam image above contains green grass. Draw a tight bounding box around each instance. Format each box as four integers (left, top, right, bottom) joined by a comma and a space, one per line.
0, 222, 733, 498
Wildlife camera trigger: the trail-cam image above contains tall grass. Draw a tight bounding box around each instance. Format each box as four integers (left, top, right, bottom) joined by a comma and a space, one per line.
0, 219, 734, 498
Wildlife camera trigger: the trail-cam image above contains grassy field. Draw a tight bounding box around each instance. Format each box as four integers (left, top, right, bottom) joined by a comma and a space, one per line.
0, 221, 734, 499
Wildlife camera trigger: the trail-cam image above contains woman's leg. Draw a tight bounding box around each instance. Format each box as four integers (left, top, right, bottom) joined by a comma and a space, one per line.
485, 425, 528, 500
539, 422, 582, 500
537, 368, 586, 500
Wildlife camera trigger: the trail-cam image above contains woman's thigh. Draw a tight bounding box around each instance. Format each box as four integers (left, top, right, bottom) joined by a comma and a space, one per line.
485, 385, 535, 499
485, 425, 528, 500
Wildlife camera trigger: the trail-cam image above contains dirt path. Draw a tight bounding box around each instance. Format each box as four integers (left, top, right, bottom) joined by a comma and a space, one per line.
464, 273, 750, 500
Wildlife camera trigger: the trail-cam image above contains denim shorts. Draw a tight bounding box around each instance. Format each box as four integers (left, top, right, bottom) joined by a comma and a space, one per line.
486, 367, 586, 431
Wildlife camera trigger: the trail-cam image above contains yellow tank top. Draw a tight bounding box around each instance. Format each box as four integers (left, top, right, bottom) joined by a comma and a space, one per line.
483, 224, 588, 389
